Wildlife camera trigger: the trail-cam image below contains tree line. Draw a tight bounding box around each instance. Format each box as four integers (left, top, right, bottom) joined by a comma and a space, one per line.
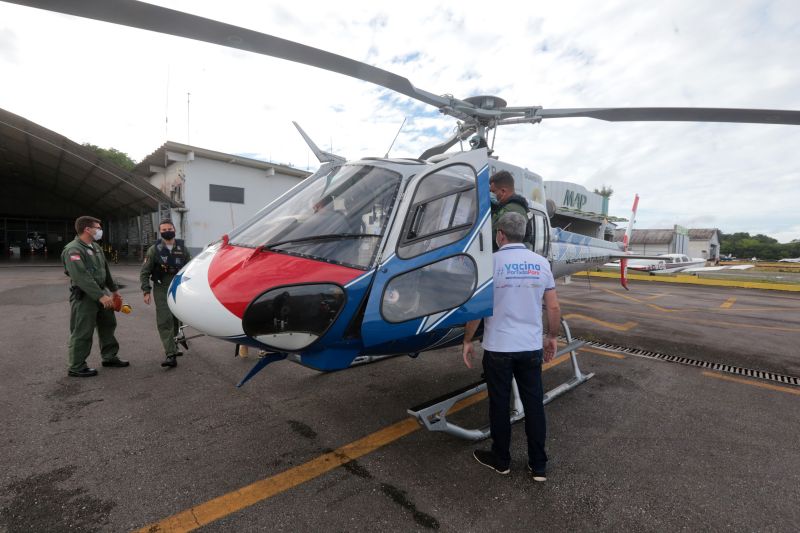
720, 232, 800, 261
82, 143, 137, 171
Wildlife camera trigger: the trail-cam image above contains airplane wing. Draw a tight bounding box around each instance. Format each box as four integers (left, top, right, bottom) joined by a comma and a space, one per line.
682, 265, 755, 273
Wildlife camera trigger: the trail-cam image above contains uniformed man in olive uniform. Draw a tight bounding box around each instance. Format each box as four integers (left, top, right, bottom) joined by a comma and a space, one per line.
489, 171, 531, 251
140, 219, 191, 368
62, 216, 129, 377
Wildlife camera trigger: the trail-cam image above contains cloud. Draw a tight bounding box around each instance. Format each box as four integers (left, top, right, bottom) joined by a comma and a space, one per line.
0, 0, 798, 241
0, 27, 18, 64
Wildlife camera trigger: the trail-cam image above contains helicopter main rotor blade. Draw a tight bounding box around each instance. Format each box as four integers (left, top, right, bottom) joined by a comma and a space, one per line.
536, 107, 800, 125
5, 0, 460, 112
8, 1, 800, 130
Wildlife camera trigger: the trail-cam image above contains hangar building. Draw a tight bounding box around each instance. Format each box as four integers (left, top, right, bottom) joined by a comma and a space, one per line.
134, 142, 308, 255
613, 226, 721, 261
1, 107, 309, 260
688, 229, 721, 261
543, 180, 622, 240
1, 107, 175, 259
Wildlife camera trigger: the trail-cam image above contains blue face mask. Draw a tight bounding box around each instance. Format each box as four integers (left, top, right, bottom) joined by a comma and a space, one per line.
489, 192, 498, 205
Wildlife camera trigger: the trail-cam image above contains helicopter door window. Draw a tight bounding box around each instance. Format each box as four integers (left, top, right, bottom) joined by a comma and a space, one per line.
531, 210, 548, 256
398, 164, 477, 259
381, 255, 477, 323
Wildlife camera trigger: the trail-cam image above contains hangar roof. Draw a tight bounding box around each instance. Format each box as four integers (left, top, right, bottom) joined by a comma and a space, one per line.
0, 107, 177, 220
688, 228, 720, 241
135, 141, 310, 179
613, 228, 675, 244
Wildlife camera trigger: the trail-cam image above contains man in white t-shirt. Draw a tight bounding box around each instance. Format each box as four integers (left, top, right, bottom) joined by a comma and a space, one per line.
462, 212, 561, 480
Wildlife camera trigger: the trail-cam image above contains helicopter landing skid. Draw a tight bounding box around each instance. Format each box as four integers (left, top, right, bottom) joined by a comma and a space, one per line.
407, 318, 592, 441
175, 325, 205, 351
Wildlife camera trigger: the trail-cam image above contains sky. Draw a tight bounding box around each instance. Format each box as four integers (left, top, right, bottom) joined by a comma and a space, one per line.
1, 0, 798, 242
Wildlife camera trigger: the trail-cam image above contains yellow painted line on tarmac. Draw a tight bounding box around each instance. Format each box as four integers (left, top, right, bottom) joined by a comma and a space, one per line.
133, 418, 422, 532
559, 299, 800, 334
563, 312, 638, 331
703, 371, 800, 397
600, 288, 676, 313
647, 303, 677, 313
600, 287, 644, 304
642, 293, 668, 301
544, 351, 572, 370
720, 297, 737, 309
574, 271, 800, 292
134, 354, 573, 532
579, 346, 627, 359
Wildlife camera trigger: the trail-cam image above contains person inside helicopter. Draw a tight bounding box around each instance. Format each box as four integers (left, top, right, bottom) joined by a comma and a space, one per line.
309, 194, 357, 234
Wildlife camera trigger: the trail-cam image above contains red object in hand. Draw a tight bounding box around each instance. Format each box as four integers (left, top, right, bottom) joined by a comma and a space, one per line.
111, 293, 132, 313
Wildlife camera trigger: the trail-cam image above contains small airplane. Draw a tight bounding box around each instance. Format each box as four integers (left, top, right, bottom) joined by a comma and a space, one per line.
9, 1, 800, 397
604, 253, 706, 273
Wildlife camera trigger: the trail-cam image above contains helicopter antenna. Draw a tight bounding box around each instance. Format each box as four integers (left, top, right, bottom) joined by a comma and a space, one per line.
384, 117, 406, 158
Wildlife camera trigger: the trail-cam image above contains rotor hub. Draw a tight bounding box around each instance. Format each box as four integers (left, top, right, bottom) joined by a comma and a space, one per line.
464, 95, 507, 111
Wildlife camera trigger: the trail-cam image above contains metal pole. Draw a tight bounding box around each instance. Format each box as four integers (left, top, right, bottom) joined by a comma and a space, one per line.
187, 92, 191, 145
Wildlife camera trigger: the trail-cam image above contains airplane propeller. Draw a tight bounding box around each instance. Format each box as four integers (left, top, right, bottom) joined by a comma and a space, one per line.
8, 0, 800, 154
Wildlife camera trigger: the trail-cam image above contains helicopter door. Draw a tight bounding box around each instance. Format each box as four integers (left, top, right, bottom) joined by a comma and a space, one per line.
360, 149, 494, 352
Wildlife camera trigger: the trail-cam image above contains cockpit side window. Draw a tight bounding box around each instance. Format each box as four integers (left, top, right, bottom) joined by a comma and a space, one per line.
397, 164, 477, 259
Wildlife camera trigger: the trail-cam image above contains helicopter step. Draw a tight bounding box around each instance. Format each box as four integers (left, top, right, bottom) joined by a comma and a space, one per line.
407, 319, 592, 441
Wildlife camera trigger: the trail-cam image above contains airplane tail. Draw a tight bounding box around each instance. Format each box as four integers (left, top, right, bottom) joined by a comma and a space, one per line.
620, 194, 639, 290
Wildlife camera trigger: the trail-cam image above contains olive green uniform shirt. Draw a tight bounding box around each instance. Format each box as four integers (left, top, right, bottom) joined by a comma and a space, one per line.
491, 200, 528, 229
62, 237, 118, 300
61, 237, 120, 370
139, 241, 192, 357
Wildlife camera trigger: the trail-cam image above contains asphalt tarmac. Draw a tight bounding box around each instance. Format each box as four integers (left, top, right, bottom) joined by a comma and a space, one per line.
1, 265, 798, 532
557, 275, 800, 376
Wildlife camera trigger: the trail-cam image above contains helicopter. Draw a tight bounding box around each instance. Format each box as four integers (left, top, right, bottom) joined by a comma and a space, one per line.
8, 1, 800, 391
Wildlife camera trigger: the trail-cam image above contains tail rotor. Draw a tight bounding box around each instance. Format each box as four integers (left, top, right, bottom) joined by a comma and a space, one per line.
620, 194, 639, 290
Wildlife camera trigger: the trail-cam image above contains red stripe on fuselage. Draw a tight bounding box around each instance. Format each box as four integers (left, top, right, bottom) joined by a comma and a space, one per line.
208, 245, 365, 318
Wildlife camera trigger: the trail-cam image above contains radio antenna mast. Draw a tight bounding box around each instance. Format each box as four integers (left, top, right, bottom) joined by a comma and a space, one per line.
385, 117, 407, 158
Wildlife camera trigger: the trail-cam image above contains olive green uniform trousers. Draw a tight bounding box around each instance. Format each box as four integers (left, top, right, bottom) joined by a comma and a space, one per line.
154, 278, 180, 357
68, 294, 119, 372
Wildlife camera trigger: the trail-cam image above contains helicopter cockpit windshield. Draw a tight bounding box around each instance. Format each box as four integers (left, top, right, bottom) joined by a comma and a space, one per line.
229, 164, 403, 269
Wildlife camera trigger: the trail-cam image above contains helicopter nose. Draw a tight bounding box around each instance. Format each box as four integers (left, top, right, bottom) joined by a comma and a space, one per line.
168, 244, 244, 338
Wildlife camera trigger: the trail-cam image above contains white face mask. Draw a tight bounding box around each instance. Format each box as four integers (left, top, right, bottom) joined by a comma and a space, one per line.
92, 228, 103, 241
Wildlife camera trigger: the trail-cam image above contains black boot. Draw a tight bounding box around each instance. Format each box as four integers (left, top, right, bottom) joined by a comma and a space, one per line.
161, 355, 177, 368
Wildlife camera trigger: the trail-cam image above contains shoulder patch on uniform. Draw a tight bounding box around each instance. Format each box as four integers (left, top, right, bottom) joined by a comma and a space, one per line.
69, 254, 81, 261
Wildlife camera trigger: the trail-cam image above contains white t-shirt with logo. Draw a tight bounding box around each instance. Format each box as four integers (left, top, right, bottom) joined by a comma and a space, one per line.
483, 244, 555, 352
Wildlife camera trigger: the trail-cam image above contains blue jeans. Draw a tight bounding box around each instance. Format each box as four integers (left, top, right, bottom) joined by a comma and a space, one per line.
482, 349, 547, 472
